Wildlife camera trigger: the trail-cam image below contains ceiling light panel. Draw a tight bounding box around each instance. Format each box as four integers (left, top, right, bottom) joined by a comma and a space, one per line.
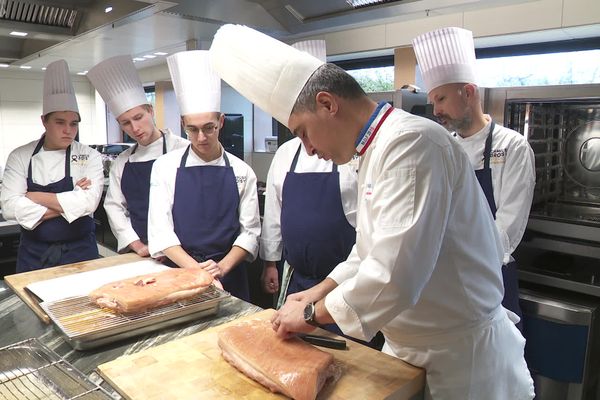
345, 0, 402, 9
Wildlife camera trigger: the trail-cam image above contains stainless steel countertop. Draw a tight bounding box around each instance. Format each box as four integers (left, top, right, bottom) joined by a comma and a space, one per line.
0, 280, 262, 398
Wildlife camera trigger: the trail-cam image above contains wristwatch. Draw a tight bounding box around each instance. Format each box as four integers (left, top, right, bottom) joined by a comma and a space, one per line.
303, 302, 319, 327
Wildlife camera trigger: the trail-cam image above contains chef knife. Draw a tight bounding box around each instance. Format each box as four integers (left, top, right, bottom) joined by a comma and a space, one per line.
298, 333, 347, 350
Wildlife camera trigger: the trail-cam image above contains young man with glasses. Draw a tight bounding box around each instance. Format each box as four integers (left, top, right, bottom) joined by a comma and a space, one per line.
88, 55, 189, 257
147, 50, 260, 301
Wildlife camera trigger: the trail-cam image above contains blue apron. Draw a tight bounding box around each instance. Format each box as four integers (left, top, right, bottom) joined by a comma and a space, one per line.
281, 144, 356, 293
17, 137, 99, 272
171, 146, 249, 301
121, 132, 166, 244
474, 122, 523, 331
281, 145, 388, 348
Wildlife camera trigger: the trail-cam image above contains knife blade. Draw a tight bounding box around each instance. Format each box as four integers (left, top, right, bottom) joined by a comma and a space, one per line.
298, 334, 347, 350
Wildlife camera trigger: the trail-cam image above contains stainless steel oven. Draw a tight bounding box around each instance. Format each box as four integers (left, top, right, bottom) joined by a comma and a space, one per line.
484, 84, 600, 400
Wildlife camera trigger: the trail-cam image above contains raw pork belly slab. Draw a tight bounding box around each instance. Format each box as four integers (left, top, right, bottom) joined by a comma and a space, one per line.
89, 267, 213, 313
218, 319, 336, 400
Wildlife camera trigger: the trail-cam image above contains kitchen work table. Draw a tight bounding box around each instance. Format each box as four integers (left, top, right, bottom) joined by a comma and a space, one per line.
0, 277, 261, 399
0, 255, 424, 400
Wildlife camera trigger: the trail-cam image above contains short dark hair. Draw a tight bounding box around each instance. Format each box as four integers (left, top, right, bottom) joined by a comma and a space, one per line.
42, 111, 82, 123
292, 63, 366, 114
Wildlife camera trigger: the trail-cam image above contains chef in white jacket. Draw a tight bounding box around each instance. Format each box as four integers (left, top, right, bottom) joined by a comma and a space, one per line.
148, 50, 260, 301
413, 28, 535, 330
210, 25, 534, 399
1, 60, 103, 272
87, 55, 189, 256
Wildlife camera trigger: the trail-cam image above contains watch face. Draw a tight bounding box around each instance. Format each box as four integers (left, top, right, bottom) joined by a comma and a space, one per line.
304, 303, 314, 321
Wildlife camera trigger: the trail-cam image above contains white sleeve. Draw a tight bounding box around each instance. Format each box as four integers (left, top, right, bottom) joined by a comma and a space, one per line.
259, 152, 284, 261
327, 243, 361, 283
103, 154, 140, 252
495, 138, 535, 264
233, 164, 261, 261
55, 148, 104, 222
147, 157, 180, 257
325, 130, 452, 341
0, 149, 47, 229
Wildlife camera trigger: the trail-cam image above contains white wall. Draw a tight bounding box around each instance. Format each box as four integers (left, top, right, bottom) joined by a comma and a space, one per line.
0, 69, 103, 167
302, 0, 600, 56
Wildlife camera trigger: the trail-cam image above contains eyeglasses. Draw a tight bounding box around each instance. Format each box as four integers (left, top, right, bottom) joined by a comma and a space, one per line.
184, 124, 218, 136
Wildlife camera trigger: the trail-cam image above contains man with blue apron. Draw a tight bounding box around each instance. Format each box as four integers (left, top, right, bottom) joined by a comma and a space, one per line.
88, 55, 189, 256
147, 50, 260, 302
413, 27, 536, 331
1, 60, 104, 272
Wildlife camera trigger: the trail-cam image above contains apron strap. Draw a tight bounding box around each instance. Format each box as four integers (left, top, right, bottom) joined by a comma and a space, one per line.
179, 145, 191, 168
130, 132, 166, 156
483, 121, 496, 170
28, 136, 71, 180
179, 144, 231, 168
223, 151, 231, 168
161, 131, 167, 154
289, 143, 337, 172
289, 144, 302, 172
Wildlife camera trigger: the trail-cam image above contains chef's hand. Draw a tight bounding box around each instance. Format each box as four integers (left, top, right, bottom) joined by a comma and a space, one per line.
271, 300, 316, 339
198, 259, 222, 278
287, 278, 337, 304
128, 240, 150, 257
261, 261, 279, 294
75, 177, 92, 190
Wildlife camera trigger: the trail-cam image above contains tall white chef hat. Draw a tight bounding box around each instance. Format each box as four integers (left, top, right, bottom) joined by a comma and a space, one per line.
43, 59, 79, 116
292, 39, 327, 63
167, 50, 221, 115
210, 24, 324, 128
412, 27, 477, 92
87, 55, 148, 118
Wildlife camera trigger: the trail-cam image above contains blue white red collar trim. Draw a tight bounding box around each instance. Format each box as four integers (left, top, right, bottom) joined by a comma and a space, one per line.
355, 102, 393, 156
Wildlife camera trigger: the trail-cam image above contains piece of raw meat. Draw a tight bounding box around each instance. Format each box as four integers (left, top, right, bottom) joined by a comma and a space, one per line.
89, 267, 213, 313
218, 319, 336, 400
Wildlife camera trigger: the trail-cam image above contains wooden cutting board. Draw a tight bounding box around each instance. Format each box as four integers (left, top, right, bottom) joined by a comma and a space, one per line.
4, 253, 143, 323
98, 309, 424, 400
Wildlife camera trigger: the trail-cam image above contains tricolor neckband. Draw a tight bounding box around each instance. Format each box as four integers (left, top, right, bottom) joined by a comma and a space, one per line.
355, 102, 393, 156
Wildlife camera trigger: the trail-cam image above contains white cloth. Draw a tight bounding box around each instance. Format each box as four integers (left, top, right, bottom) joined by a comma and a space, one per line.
455, 116, 535, 264
147, 146, 260, 260
259, 137, 358, 261
1, 139, 103, 230
412, 27, 477, 92
324, 108, 533, 399
167, 50, 221, 115
210, 24, 324, 128
43, 60, 78, 115
87, 55, 148, 118
103, 130, 189, 252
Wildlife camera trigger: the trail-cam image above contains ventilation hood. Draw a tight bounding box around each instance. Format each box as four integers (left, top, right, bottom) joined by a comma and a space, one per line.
0, 0, 175, 65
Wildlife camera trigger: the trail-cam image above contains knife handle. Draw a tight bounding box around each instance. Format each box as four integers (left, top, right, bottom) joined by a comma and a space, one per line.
299, 334, 347, 350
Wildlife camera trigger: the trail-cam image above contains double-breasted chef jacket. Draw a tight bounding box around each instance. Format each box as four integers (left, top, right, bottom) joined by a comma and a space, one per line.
1, 138, 103, 272
104, 129, 189, 252
324, 103, 535, 399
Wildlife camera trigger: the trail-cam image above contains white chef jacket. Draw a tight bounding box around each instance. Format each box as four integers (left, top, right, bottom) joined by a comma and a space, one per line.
259, 137, 358, 261
454, 116, 535, 265
147, 145, 260, 261
325, 108, 533, 399
104, 129, 189, 252
1, 138, 104, 230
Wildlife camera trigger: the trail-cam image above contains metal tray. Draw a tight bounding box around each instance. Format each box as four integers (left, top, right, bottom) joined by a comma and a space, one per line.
42, 285, 230, 350
0, 338, 114, 399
